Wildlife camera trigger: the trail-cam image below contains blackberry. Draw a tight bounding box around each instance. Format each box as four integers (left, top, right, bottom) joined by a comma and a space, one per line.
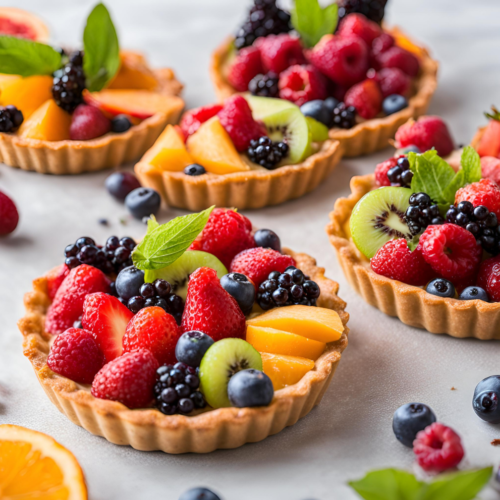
257, 266, 320, 311
332, 103, 357, 129
404, 193, 444, 236
248, 72, 279, 97
247, 136, 289, 169
234, 0, 292, 50
154, 362, 206, 415
0, 105, 24, 133
387, 157, 414, 187
338, 0, 388, 24
52, 50, 86, 113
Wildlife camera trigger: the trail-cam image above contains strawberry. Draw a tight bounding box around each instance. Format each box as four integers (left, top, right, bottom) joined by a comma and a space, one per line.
46, 264, 70, 301
181, 267, 246, 342
69, 104, 111, 141
455, 179, 500, 219
180, 104, 223, 139
477, 108, 500, 158
372, 33, 395, 56
82, 292, 134, 362
481, 156, 500, 185
337, 13, 382, 46
344, 79, 382, 120
255, 34, 305, 74
45, 265, 111, 335
91, 349, 159, 409
375, 67, 411, 98
227, 46, 263, 92
0, 191, 19, 236
123, 307, 180, 365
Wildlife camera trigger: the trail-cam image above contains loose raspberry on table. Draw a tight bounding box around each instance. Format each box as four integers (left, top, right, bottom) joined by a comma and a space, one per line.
455, 179, 500, 220
413, 422, 465, 473
255, 34, 305, 75
376, 45, 420, 78
481, 157, 500, 185
419, 224, 482, 282
227, 46, 263, 92
180, 104, 223, 138
372, 33, 395, 55
376, 67, 411, 98
477, 255, 500, 302
278, 64, 327, 106
0, 190, 19, 236
337, 13, 382, 45
344, 79, 382, 120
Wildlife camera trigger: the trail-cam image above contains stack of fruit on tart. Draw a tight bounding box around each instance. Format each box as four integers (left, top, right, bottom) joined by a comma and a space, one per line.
0, 3, 183, 174
211, 0, 438, 157
135, 93, 342, 211
20, 208, 348, 453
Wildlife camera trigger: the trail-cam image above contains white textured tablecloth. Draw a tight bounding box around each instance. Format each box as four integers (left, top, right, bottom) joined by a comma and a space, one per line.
1, 0, 500, 498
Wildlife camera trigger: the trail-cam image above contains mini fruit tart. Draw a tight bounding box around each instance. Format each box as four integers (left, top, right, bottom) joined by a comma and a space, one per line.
327, 143, 500, 340
0, 4, 183, 175
135, 94, 342, 210
20, 208, 349, 453
210, 0, 438, 157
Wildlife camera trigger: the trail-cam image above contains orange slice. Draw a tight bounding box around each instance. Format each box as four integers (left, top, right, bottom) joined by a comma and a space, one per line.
18, 99, 72, 141
261, 352, 315, 390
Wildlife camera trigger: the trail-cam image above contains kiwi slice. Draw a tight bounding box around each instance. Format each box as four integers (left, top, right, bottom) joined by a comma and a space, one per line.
144, 250, 227, 299
306, 116, 329, 142
350, 187, 413, 259
199, 338, 262, 409
246, 95, 297, 119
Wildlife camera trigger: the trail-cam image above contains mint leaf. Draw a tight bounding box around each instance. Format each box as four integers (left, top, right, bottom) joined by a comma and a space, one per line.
407, 235, 420, 251
291, 0, 338, 48
443, 169, 465, 203
146, 215, 160, 233
0, 36, 61, 76
132, 206, 214, 271
461, 146, 481, 184
83, 3, 120, 92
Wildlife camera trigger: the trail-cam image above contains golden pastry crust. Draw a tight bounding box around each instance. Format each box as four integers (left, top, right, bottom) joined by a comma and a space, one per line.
19, 249, 349, 453
326, 174, 500, 340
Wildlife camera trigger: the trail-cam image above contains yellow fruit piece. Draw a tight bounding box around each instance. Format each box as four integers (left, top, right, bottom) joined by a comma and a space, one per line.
0, 424, 87, 499
145, 125, 194, 172
261, 352, 315, 390
394, 32, 425, 58
18, 99, 72, 141
247, 305, 344, 343
0, 75, 53, 119
0, 74, 22, 92
186, 116, 249, 175
246, 325, 325, 360
108, 51, 158, 90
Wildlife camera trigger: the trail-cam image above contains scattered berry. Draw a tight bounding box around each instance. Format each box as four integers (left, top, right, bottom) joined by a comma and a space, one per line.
0, 191, 19, 235
376, 45, 420, 78
228, 369, 274, 407
105, 171, 141, 201
179, 487, 221, 500
220, 273, 256, 315
374, 157, 397, 187
70, 104, 111, 141
46, 264, 70, 301
331, 102, 357, 129
256, 34, 305, 74
247, 136, 289, 169
249, 72, 279, 97
175, 331, 214, 368
300, 99, 332, 128
125, 187, 161, 220
481, 156, 500, 185
254, 228, 281, 252
337, 12, 382, 45
392, 403, 437, 447
184, 164, 206, 176
337, 0, 388, 24
180, 104, 223, 138
477, 255, 500, 302
376, 68, 411, 98
52, 50, 86, 113
459, 286, 489, 302
404, 192, 443, 235
455, 179, 500, 220
111, 114, 132, 133
426, 278, 456, 298
0, 105, 23, 132
278, 64, 327, 106
382, 94, 408, 115
473, 376, 500, 424
227, 46, 263, 92
344, 79, 382, 120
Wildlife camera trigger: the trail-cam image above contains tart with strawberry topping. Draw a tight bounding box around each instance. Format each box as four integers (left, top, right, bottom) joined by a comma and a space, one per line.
0, 4, 183, 174
210, 0, 438, 157
20, 208, 349, 453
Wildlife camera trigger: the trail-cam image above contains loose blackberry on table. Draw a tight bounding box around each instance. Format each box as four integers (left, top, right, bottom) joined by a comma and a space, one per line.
248, 72, 279, 97
332, 103, 357, 129
0, 105, 23, 133
52, 50, 86, 113
247, 136, 289, 169
404, 192, 443, 236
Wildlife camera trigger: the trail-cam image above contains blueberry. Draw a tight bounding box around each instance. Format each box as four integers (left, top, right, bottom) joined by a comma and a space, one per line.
323, 96, 340, 113
426, 278, 455, 298
473, 376, 500, 424
227, 369, 274, 408
459, 286, 489, 302
254, 228, 281, 252
184, 164, 206, 176
396, 145, 421, 155
125, 187, 161, 219
179, 487, 221, 500
105, 172, 141, 201
382, 94, 409, 115
115, 266, 145, 301
300, 100, 332, 127
220, 273, 255, 315
111, 114, 132, 133
392, 403, 437, 447
175, 331, 215, 368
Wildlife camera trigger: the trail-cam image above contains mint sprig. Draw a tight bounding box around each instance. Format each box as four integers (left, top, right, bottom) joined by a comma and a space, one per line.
291, 0, 338, 48
132, 206, 214, 271
0, 36, 62, 77
485, 106, 500, 122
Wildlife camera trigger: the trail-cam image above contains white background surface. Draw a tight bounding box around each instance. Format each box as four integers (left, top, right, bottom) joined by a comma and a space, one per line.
1, 0, 500, 498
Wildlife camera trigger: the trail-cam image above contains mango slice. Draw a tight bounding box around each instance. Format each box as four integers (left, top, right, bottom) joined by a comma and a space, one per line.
18, 99, 71, 141
261, 352, 315, 391
145, 125, 193, 172
108, 51, 158, 90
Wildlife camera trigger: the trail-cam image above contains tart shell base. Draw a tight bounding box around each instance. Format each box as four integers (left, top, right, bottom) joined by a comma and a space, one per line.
19, 250, 349, 453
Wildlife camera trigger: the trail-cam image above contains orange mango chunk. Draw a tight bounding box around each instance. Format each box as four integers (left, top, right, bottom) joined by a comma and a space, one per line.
186, 116, 249, 175
261, 352, 315, 390
247, 305, 344, 343
0, 75, 53, 118
246, 325, 325, 360
145, 125, 194, 172
108, 51, 158, 90
0, 74, 22, 92
18, 99, 71, 141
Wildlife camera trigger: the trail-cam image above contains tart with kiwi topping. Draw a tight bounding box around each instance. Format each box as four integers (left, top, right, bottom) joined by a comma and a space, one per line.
0, 3, 183, 174
20, 207, 349, 453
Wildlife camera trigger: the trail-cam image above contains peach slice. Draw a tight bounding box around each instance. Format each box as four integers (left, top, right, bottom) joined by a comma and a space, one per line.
247, 305, 344, 343
246, 325, 325, 360
108, 51, 158, 91
261, 352, 315, 391
18, 99, 71, 141
186, 117, 249, 175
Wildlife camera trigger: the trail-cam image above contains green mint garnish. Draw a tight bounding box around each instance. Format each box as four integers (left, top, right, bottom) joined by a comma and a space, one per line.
83, 3, 120, 92
291, 0, 338, 48
485, 106, 500, 122
0, 36, 62, 77
132, 206, 214, 271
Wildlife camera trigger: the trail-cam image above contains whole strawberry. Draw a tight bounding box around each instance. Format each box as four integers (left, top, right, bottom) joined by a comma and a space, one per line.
477, 108, 500, 158
181, 267, 246, 341
91, 348, 159, 409
455, 179, 500, 219
345, 79, 382, 119
0, 191, 19, 236
45, 264, 70, 301
278, 64, 327, 106
255, 34, 305, 74
227, 46, 263, 92
189, 208, 255, 268
47, 328, 105, 384
70, 104, 111, 141
180, 104, 223, 138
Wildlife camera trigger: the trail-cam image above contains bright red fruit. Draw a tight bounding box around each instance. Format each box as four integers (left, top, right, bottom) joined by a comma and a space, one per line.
337, 13, 382, 45
376, 67, 411, 98
46, 264, 70, 301
344, 79, 382, 119
180, 104, 223, 138
278, 64, 327, 106
455, 178, 500, 219
376, 46, 420, 78
372, 33, 395, 55
70, 104, 111, 141
181, 267, 246, 341
374, 157, 398, 186
481, 156, 500, 185
255, 34, 305, 74
91, 349, 159, 409
0, 191, 19, 235
227, 46, 263, 92
477, 117, 500, 158
477, 255, 500, 302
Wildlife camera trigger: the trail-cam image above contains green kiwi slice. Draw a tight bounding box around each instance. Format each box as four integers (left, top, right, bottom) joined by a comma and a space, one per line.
245, 95, 297, 119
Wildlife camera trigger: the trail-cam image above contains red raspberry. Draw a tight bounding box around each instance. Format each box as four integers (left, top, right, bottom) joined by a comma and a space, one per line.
255, 34, 305, 75
189, 208, 255, 268
455, 179, 500, 219
47, 328, 105, 384
45, 264, 70, 301
344, 79, 382, 120
376, 67, 411, 98
306, 34, 369, 87
372, 33, 395, 55
217, 95, 267, 151
337, 13, 382, 46
278, 64, 327, 106
230, 247, 296, 288
374, 157, 397, 186
0, 191, 19, 235
477, 255, 500, 301
413, 423, 464, 472
181, 267, 246, 341
481, 157, 500, 185
376, 46, 420, 78
70, 104, 111, 141
180, 104, 223, 138
123, 307, 180, 365
91, 349, 159, 409
370, 239, 435, 286
419, 224, 482, 282
227, 46, 263, 92
395, 116, 455, 157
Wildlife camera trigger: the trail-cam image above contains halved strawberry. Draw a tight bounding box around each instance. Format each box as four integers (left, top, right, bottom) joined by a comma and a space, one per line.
82, 292, 134, 362
478, 112, 500, 158
45, 263, 70, 301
